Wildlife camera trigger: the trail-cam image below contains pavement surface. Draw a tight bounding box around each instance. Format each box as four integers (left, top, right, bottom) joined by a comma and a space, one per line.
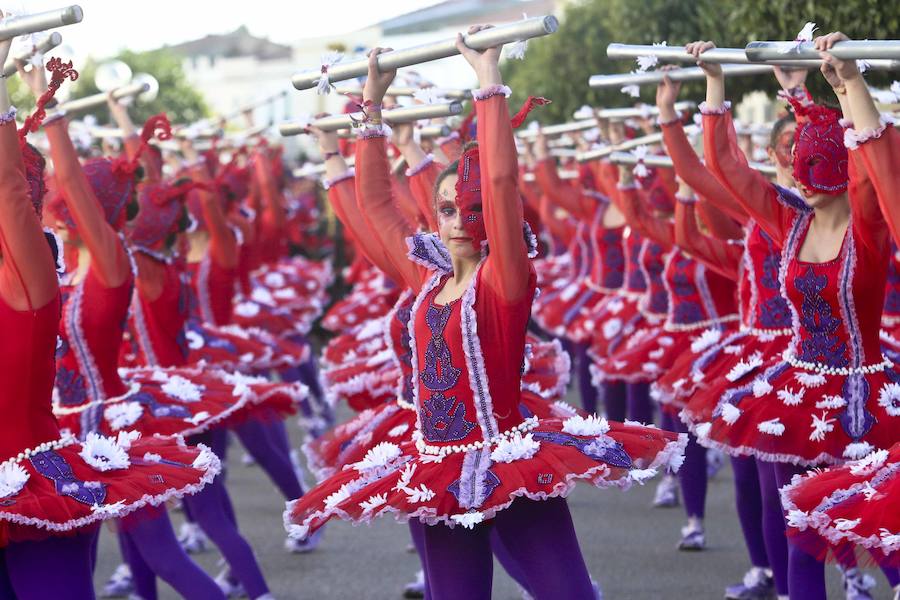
93, 403, 894, 600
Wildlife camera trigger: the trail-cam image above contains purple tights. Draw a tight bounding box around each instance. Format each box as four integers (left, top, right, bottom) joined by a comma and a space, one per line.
730, 456, 770, 569
422, 497, 593, 600
0, 529, 97, 599
573, 342, 599, 414
411, 516, 535, 597
661, 412, 706, 519
626, 382, 655, 424
757, 461, 790, 595
233, 417, 304, 500
601, 381, 627, 421
186, 430, 270, 599
118, 509, 225, 600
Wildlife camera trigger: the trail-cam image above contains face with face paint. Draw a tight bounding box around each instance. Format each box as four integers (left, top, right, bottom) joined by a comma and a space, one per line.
436, 174, 484, 262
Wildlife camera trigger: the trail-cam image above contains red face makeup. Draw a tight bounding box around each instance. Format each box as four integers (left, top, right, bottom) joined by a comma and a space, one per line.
454, 147, 486, 252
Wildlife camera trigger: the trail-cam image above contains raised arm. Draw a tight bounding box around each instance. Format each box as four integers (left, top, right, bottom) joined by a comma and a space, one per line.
688, 41, 794, 243
615, 166, 673, 248
354, 49, 426, 291
181, 141, 239, 268
254, 146, 287, 235
0, 58, 58, 310
314, 126, 405, 283
395, 122, 441, 231
109, 96, 162, 183
532, 130, 590, 220
457, 29, 530, 302
675, 193, 742, 279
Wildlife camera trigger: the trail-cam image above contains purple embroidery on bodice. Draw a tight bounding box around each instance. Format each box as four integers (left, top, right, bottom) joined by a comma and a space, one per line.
30, 450, 107, 506
396, 302, 415, 402
598, 228, 625, 289
625, 234, 647, 292
668, 254, 704, 325
754, 228, 792, 328
55, 366, 87, 407
794, 266, 849, 368
884, 249, 900, 316
642, 242, 668, 314
419, 299, 476, 443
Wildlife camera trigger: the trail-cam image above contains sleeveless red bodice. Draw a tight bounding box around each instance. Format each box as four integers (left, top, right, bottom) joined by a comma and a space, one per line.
191, 255, 238, 325
663, 250, 738, 328
56, 268, 132, 406
133, 262, 189, 367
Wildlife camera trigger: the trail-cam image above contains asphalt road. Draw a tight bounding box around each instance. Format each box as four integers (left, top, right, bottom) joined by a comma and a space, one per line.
93, 405, 893, 600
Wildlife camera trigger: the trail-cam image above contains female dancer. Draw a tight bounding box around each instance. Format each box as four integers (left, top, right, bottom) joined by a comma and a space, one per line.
0, 37, 219, 600
688, 37, 900, 599
286, 27, 685, 600
781, 30, 900, 598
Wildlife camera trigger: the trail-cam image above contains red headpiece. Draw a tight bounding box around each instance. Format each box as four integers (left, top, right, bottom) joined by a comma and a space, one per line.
52, 114, 173, 230
787, 96, 847, 196
18, 58, 79, 216
129, 179, 195, 248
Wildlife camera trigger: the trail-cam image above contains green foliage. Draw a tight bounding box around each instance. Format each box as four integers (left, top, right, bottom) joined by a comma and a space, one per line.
68, 48, 208, 125
502, 0, 900, 124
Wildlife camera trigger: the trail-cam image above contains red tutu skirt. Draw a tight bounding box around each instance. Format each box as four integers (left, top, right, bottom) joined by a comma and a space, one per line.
691, 355, 900, 466
521, 338, 572, 402
781, 442, 900, 566
677, 328, 791, 425
586, 295, 652, 366
533, 279, 605, 343
0, 432, 219, 547
285, 416, 686, 539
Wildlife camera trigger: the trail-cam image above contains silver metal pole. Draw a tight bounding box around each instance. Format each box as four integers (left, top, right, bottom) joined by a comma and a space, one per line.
291, 16, 559, 90
332, 85, 470, 100
607, 43, 820, 68
745, 39, 900, 62
223, 91, 289, 121
279, 102, 463, 136
519, 101, 698, 140
608, 150, 776, 175
293, 155, 357, 178
589, 64, 774, 89
1, 32, 62, 78
51, 81, 149, 116
0, 6, 82, 41
576, 131, 671, 162
521, 169, 578, 182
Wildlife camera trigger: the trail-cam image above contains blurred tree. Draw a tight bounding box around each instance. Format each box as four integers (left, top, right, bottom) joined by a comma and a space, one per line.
502, 0, 898, 124
68, 48, 209, 125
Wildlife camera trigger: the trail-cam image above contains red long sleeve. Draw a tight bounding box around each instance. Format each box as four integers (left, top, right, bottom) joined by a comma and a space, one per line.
355, 134, 425, 292
859, 127, 900, 250
45, 119, 130, 288
534, 159, 590, 220
0, 121, 58, 310
328, 175, 404, 284
696, 198, 745, 241
615, 183, 673, 249
407, 158, 442, 232
847, 141, 889, 260
477, 92, 531, 303
539, 193, 577, 243
703, 110, 793, 244
124, 134, 162, 183
675, 199, 742, 279
661, 120, 748, 228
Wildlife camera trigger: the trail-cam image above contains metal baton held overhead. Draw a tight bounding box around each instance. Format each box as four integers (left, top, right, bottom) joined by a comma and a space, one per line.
291, 15, 559, 90
332, 85, 470, 100
606, 43, 822, 68
222, 91, 289, 120
1, 32, 62, 78
338, 123, 451, 139
745, 39, 900, 62
575, 128, 704, 162
50, 81, 150, 116
589, 64, 775, 89
0, 6, 83, 41
279, 102, 463, 136
608, 150, 776, 175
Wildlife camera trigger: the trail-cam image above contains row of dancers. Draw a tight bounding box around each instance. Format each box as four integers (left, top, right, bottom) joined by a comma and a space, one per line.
0, 11, 898, 600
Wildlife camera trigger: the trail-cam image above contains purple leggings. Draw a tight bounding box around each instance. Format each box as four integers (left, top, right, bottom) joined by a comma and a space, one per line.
411, 516, 535, 597
601, 381, 627, 421
233, 417, 304, 500
186, 430, 270, 598
118, 509, 225, 600
730, 456, 770, 570
660, 412, 706, 519
422, 497, 593, 600
600, 382, 654, 424
0, 529, 97, 599
572, 342, 599, 415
